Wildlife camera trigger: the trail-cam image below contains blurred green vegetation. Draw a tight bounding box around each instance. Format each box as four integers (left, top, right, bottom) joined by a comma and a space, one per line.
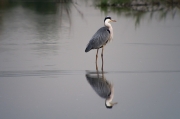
95, 0, 180, 6
0, 0, 72, 14
0, 0, 179, 28
94, 0, 180, 27
0, 0, 73, 32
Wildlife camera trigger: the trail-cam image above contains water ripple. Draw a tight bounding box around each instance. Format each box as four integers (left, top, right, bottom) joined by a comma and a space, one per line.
123, 43, 180, 46
0, 70, 180, 77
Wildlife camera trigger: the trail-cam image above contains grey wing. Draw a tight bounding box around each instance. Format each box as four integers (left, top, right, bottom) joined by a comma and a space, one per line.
86, 74, 112, 99
85, 27, 110, 52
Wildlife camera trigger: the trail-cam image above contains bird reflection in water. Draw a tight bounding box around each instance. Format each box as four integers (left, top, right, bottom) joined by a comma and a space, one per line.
86, 66, 117, 109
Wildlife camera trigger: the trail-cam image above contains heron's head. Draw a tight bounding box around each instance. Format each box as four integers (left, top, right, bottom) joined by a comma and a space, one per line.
104, 16, 116, 23
105, 98, 118, 109
105, 91, 117, 109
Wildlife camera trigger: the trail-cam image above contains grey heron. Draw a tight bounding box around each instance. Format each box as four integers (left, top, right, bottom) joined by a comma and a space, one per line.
85, 16, 116, 68
86, 68, 117, 108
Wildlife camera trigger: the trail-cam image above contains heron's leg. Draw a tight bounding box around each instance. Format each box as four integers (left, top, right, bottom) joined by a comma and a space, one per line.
96, 49, 99, 63
101, 46, 104, 71
96, 49, 99, 70
101, 64, 105, 79
96, 64, 99, 78
96, 63, 98, 71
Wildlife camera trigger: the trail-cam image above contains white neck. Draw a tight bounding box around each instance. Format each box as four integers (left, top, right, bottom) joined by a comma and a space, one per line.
104, 20, 112, 28
105, 86, 114, 107
104, 19, 113, 41
105, 100, 112, 107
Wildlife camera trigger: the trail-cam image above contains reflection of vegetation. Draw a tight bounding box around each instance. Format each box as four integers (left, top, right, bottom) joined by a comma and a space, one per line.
0, 0, 83, 55
0, 0, 73, 33
21, 3, 59, 14
0, 0, 19, 10
94, 0, 180, 27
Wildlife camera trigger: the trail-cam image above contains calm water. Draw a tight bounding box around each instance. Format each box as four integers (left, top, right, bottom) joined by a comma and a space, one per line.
0, 1, 180, 119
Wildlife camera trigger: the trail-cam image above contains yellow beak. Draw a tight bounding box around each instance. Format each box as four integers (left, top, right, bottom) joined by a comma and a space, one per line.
111, 19, 116, 22
111, 102, 118, 106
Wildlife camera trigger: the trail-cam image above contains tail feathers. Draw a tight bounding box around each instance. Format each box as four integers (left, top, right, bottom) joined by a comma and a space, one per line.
85, 44, 92, 52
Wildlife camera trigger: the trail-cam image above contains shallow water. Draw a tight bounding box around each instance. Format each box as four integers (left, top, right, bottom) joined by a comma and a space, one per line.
0, 1, 180, 119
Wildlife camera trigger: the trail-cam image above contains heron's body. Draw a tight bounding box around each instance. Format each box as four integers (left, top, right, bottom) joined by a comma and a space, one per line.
86, 73, 112, 99
86, 71, 117, 108
85, 26, 112, 52
85, 16, 116, 67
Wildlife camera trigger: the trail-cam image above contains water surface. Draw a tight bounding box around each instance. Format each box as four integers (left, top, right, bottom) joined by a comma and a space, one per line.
0, 1, 180, 119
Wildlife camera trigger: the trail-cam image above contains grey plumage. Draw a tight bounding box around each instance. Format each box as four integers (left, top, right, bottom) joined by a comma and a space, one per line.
85, 16, 116, 65
86, 73, 111, 99
85, 26, 110, 52
85, 71, 117, 109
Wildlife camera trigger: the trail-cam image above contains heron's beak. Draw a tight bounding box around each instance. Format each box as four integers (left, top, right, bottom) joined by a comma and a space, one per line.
111, 102, 118, 106
111, 19, 116, 22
